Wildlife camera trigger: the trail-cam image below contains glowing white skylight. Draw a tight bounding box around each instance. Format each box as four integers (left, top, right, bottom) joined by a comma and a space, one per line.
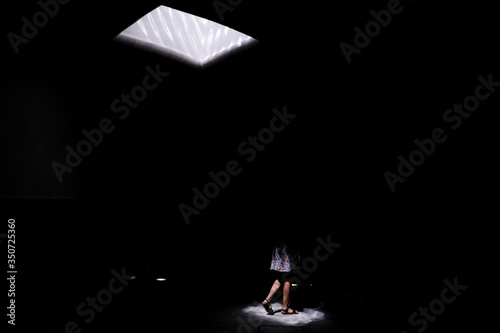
114, 5, 258, 68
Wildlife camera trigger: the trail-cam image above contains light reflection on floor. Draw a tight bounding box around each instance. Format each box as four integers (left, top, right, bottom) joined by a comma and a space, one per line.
241, 301, 326, 325
199, 300, 339, 333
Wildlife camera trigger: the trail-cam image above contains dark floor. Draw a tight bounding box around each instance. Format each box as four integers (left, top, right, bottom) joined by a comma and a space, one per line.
3, 197, 496, 333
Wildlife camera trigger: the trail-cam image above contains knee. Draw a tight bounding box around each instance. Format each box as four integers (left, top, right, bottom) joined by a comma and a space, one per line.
273, 280, 281, 288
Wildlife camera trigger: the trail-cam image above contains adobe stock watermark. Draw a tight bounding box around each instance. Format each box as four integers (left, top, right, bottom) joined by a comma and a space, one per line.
384, 73, 499, 192
178, 105, 297, 225
212, 0, 244, 22
7, 0, 71, 54
401, 276, 467, 333
51, 63, 169, 183
50, 267, 131, 333
340, 0, 411, 64
237, 234, 341, 333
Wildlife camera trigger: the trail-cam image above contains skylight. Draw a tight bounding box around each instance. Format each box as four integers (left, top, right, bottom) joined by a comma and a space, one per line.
114, 5, 258, 68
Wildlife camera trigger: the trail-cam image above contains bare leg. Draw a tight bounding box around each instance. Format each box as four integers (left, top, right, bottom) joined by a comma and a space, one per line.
265, 279, 281, 302
263, 279, 281, 314
282, 281, 291, 309
282, 281, 298, 313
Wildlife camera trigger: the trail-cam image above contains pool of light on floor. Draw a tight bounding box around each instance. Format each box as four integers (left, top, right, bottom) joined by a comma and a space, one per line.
241, 301, 325, 325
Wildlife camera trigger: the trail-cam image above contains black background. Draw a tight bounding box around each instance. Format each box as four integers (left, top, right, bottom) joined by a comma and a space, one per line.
1, 0, 498, 332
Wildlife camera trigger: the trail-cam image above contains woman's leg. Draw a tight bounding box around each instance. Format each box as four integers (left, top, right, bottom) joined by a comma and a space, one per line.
282, 281, 291, 309
265, 279, 281, 302
282, 281, 298, 313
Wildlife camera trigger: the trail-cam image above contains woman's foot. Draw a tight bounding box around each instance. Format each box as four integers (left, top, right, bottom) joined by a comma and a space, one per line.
281, 307, 299, 314
262, 299, 274, 315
